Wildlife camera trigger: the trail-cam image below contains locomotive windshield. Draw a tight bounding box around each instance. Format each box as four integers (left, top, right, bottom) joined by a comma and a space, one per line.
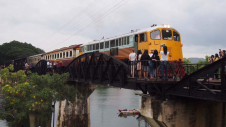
173, 31, 180, 41
162, 30, 172, 40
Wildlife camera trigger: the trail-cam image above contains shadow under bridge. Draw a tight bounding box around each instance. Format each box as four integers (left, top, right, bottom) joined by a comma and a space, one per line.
64, 52, 131, 87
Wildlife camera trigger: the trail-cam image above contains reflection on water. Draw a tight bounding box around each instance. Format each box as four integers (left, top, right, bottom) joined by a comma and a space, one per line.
90, 87, 151, 127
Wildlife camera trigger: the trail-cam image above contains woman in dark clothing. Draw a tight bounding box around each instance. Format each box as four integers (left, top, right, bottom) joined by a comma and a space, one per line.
152, 50, 160, 78
141, 50, 151, 80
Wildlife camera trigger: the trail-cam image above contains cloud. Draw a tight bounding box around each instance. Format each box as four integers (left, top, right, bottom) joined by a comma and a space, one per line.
0, 0, 226, 57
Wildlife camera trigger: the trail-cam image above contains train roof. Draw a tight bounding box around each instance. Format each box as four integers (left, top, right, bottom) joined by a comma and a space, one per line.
29, 54, 43, 58
43, 44, 82, 55
81, 25, 178, 46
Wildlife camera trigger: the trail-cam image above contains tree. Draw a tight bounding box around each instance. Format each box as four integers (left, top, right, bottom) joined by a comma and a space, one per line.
183, 58, 191, 64
0, 65, 80, 127
0, 40, 45, 65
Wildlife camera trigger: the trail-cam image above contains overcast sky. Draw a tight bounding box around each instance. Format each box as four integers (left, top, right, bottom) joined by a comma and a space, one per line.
0, 0, 226, 58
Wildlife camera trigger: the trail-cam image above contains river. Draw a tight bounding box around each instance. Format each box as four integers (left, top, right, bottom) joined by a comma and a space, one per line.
0, 87, 151, 127
90, 87, 150, 127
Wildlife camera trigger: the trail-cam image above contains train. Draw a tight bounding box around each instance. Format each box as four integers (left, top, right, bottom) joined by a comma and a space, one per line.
4, 24, 183, 71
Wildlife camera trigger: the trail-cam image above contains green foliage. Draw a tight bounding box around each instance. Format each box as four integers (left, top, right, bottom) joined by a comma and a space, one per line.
0, 40, 45, 65
183, 58, 191, 64
0, 65, 79, 127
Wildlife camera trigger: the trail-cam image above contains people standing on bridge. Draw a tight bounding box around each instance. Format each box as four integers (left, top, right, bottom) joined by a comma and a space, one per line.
137, 50, 142, 79
152, 50, 160, 78
221, 50, 225, 58
129, 49, 137, 78
208, 55, 214, 63
159, 45, 169, 81
149, 49, 154, 79
219, 49, 222, 58
208, 55, 214, 80
214, 53, 220, 79
141, 50, 151, 80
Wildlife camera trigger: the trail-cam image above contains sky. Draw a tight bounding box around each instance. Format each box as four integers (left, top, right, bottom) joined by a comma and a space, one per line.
0, 0, 226, 58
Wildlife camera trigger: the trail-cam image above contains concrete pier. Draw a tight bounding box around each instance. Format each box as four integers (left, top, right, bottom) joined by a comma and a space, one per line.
140, 95, 226, 127
56, 83, 96, 127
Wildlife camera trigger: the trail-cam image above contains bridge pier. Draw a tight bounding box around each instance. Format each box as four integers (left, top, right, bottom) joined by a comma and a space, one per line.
140, 96, 226, 127
56, 82, 96, 127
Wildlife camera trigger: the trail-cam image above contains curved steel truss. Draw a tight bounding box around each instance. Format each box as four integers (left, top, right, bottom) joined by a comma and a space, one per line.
34, 60, 47, 75
64, 52, 129, 86
166, 57, 226, 101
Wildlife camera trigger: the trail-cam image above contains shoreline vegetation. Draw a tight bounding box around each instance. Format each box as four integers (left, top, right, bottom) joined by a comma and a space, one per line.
0, 65, 81, 127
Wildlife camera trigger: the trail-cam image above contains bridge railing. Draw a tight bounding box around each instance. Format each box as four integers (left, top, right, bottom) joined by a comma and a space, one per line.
128, 60, 222, 81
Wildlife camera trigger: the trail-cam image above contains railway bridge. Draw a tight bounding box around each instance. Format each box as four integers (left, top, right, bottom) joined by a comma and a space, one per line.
33, 52, 226, 102
4, 52, 226, 126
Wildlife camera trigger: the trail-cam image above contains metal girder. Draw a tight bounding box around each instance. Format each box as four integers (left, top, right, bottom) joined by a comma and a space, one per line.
63, 52, 129, 86
166, 57, 226, 101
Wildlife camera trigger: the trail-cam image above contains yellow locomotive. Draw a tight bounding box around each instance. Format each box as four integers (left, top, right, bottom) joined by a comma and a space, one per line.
80, 24, 183, 61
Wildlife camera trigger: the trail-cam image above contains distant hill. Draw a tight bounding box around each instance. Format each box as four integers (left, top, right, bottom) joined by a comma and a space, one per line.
0, 40, 45, 65
188, 57, 205, 63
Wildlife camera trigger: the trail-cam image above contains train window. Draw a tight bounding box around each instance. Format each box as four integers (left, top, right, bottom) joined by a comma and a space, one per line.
123, 37, 126, 45
110, 40, 115, 47
66, 52, 68, 57
151, 30, 161, 39
127, 36, 129, 45
116, 39, 118, 46
140, 33, 147, 42
173, 31, 180, 41
100, 42, 104, 49
70, 51, 72, 57
93, 44, 96, 50
119, 38, 121, 46
162, 30, 172, 40
96, 43, 99, 50
105, 41, 109, 48
90, 45, 93, 51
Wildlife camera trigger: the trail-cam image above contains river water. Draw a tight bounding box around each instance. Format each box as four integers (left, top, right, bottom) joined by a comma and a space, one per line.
0, 87, 151, 127
90, 87, 150, 127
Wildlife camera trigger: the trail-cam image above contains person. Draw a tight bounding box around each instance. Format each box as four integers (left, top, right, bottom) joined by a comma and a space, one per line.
214, 53, 220, 79
149, 49, 154, 79
53, 61, 57, 73
137, 50, 142, 79
25, 62, 28, 70
152, 50, 160, 78
208, 55, 214, 80
141, 50, 151, 80
58, 61, 63, 74
219, 49, 222, 58
221, 50, 225, 58
208, 55, 214, 63
159, 45, 169, 81
129, 49, 137, 78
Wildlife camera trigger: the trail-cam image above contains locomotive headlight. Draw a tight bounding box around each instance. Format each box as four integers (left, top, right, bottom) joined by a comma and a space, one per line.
163, 24, 171, 28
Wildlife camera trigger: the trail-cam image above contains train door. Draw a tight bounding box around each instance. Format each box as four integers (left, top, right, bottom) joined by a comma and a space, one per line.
134, 34, 138, 53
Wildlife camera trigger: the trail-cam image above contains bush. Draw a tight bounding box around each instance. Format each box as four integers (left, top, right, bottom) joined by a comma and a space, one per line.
0, 64, 79, 127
